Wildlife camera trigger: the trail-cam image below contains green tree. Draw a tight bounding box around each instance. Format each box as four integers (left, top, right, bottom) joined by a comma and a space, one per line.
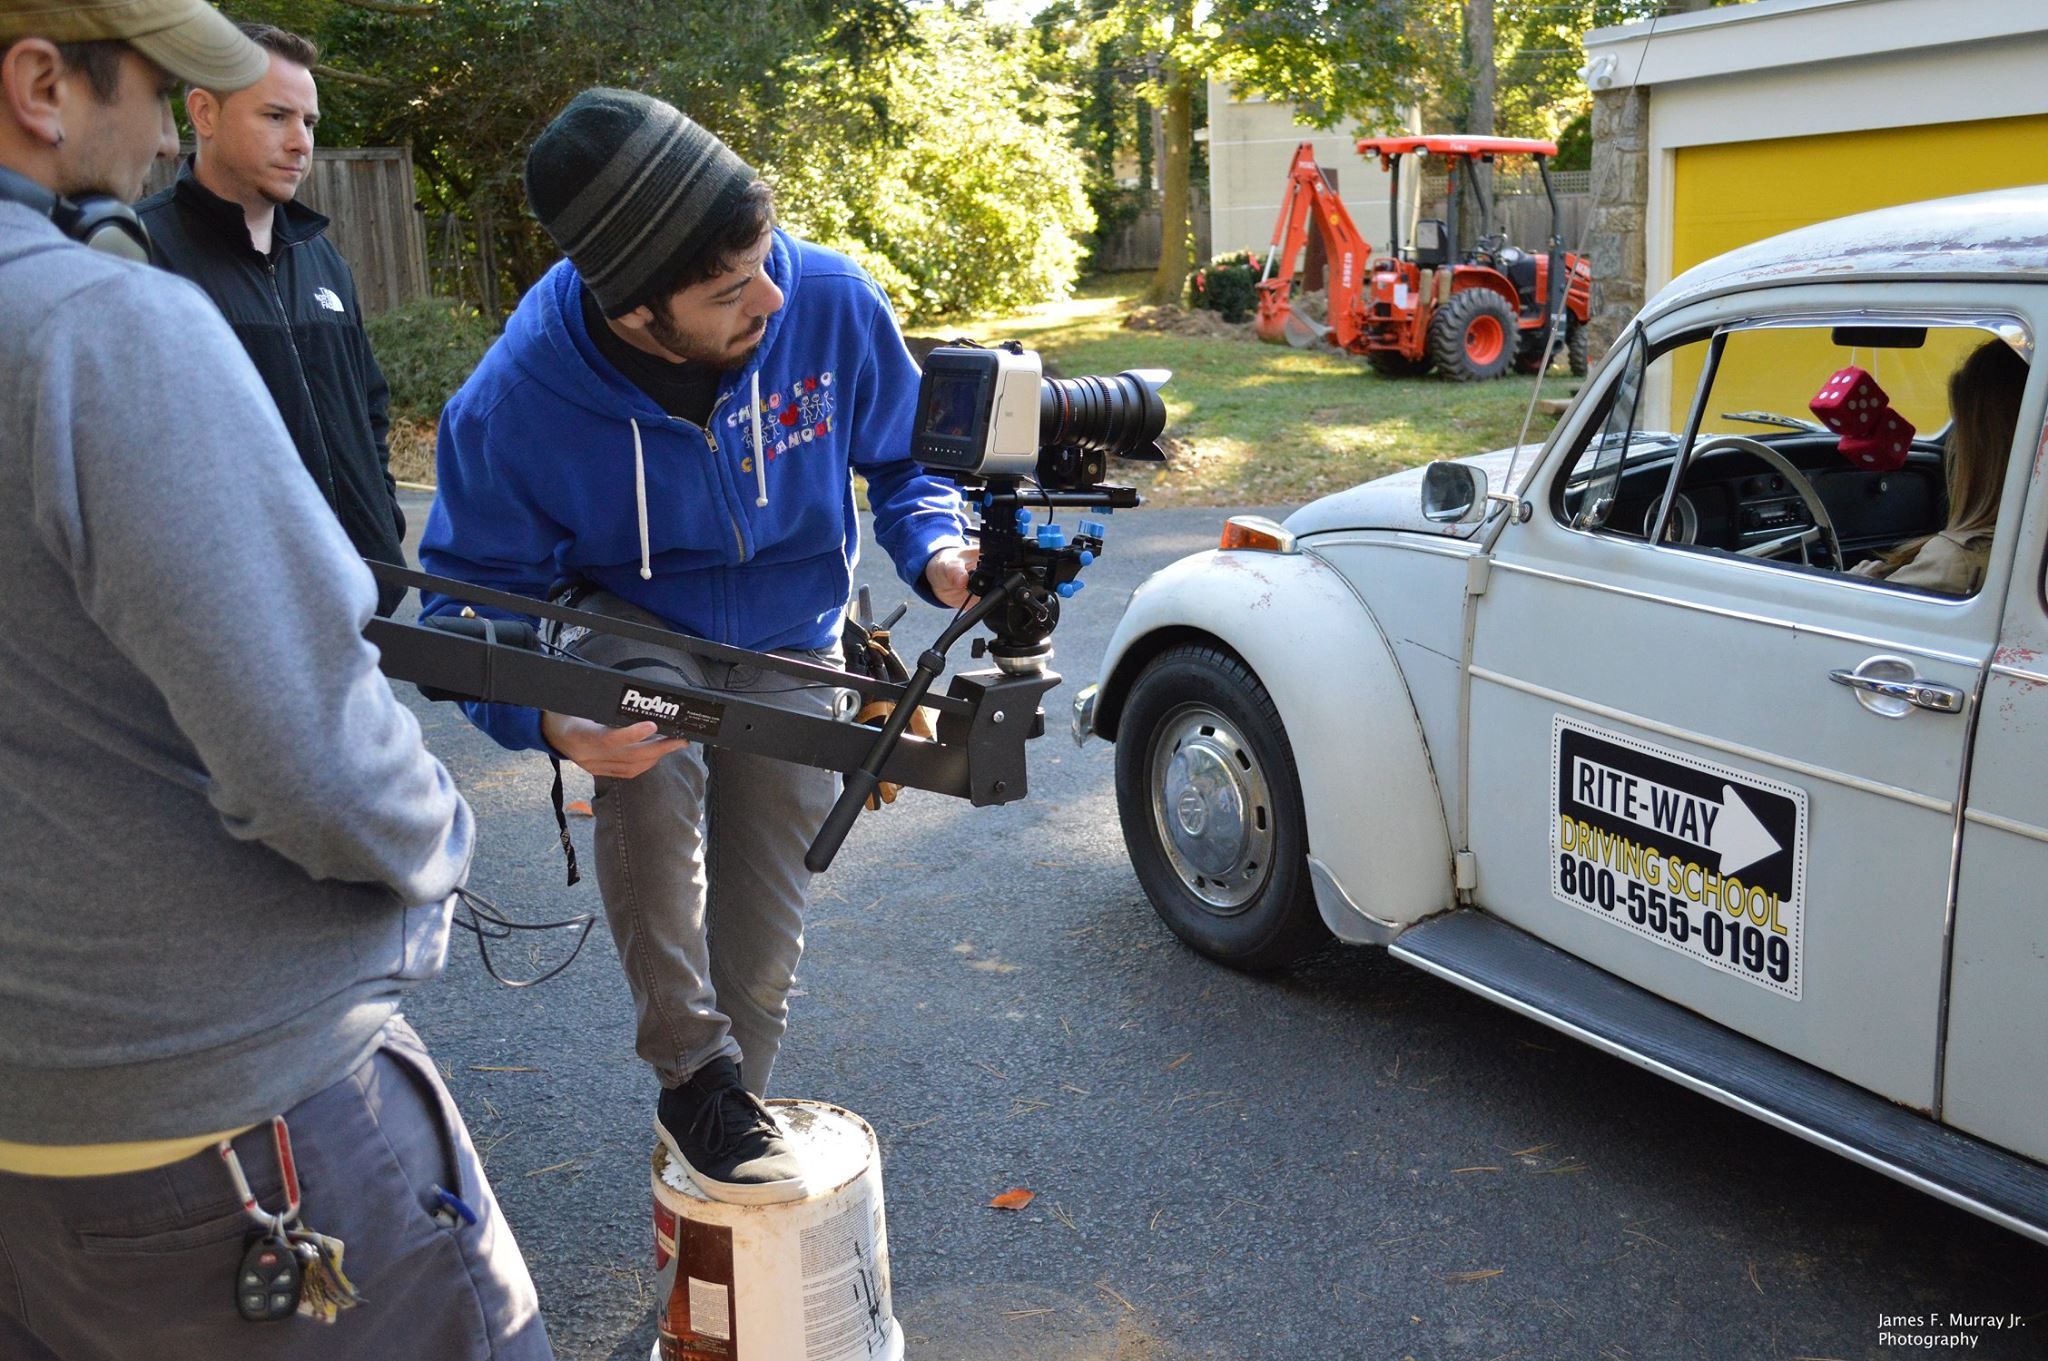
231, 0, 907, 310
764, 3, 1095, 322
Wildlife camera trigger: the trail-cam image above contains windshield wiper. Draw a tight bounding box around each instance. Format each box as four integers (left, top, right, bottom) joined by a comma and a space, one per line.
1721, 410, 1826, 434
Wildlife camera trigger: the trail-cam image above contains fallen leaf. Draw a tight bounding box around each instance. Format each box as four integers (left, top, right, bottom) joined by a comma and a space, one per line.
565, 799, 593, 817
989, 1188, 1036, 1211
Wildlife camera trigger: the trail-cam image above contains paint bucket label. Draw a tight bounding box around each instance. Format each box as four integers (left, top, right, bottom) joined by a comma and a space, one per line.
798, 1189, 889, 1359
655, 1213, 737, 1359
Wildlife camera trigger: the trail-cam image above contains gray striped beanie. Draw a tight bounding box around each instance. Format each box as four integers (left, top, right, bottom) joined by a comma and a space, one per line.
524, 88, 758, 317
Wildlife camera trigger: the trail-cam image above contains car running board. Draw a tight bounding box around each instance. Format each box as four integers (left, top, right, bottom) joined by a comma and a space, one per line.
1389, 909, 2048, 1246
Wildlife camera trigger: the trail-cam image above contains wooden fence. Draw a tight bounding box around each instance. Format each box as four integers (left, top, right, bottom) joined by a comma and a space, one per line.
141, 147, 430, 317
1418, 169, 1591, 252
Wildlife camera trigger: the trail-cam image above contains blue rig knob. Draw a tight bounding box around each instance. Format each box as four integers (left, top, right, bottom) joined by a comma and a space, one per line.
1036, 524, 1067, 550
1078, 520, 1107, 539
1056, 579, 1085, 598
1077, 549, 1095, 567
1013, 508, 1034, 533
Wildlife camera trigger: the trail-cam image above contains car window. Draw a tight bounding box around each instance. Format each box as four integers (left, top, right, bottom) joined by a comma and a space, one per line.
1556, 318, 2033, 599
1552, 326, 1702, 539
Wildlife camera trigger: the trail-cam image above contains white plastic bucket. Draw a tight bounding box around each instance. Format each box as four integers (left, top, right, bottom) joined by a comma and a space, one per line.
651, 1099, 902, 1361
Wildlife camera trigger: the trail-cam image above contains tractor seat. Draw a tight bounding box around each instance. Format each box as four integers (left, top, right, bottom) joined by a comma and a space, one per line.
1410, 218, 1450, 269
1497, 249, 1539, 314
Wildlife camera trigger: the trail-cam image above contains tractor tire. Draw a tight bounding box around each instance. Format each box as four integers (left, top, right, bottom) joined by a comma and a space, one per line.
1428, 289, 1518, 382
1366, 350, 1427, 378
1566, 316, 1590, 377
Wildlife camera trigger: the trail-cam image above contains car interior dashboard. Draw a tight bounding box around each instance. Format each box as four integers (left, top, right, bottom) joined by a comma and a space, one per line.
1560, 428, 1950, 575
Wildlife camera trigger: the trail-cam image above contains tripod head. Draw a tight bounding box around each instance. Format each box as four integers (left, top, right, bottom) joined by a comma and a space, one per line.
956, 476, 1139, 674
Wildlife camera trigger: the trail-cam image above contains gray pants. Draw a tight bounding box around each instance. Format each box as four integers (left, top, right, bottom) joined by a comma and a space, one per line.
561, 591, 843, 1096
0, 1016, 550, 1361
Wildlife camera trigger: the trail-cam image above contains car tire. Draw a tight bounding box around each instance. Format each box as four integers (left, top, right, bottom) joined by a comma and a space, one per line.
1114, 644, 1330, 971
1427, 288, 1519, 382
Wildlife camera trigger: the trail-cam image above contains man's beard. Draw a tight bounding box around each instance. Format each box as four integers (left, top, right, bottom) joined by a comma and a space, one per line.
646, 311, 767, 371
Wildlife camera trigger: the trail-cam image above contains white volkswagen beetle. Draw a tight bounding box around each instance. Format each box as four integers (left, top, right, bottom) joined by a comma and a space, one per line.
1075, 187, 2048, 1245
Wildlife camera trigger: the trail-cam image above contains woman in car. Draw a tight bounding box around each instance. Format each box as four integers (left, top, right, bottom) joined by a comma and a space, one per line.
1850, 338, 2030, 596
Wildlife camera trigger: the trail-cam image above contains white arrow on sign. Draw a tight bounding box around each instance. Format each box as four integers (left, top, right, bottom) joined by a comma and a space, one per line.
1570, 755, 1781, 876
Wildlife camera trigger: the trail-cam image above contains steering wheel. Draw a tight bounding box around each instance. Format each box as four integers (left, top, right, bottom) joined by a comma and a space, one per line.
1686, 435, 1843, 568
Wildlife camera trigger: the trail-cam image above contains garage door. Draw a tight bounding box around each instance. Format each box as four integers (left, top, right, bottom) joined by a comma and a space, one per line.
1668, 114, 2048, 425
1672, 113, 2048, 276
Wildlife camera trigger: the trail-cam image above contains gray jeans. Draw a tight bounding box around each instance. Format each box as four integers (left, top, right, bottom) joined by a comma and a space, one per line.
0, 1016, 550, 1361
558, 591, 845, 1096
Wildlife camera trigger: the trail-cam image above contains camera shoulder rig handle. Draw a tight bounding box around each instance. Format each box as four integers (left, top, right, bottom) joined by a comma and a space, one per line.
364, 562, 1055, 873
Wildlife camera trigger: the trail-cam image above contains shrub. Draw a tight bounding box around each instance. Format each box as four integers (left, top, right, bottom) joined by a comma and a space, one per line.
365, 296, 499, 422
1191, 249, 1264, 324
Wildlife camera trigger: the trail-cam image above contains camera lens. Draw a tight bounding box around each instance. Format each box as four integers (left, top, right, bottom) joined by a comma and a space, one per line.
1039, 372, 1166, 458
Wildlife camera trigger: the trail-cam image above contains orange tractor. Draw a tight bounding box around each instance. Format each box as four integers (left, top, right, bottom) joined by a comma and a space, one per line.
1255, 135, 1592, 382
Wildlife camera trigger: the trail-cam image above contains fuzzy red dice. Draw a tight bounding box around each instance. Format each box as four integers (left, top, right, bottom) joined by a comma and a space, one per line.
1839, 408, 1917, 471
1809, 366, 1887, 437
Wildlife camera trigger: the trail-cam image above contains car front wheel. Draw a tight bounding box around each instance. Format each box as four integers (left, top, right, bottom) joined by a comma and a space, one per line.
1114, 644, 1329, 970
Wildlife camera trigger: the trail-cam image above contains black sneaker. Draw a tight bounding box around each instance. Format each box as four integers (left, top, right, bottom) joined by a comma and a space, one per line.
656, 1057, 807, 1204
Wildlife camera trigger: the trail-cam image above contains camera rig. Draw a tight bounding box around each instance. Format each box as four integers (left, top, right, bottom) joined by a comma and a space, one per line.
369, 343, 1165, 874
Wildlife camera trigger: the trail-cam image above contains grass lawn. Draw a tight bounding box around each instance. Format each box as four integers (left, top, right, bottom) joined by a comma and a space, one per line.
927, 271, 1563, 510
390, 271, 1572, 513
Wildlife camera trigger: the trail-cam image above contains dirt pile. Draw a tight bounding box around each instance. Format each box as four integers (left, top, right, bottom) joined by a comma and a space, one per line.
1120, 304, 1252, 339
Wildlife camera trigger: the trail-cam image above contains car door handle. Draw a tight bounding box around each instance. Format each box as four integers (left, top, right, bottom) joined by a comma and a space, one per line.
1828, 667, 1965, 714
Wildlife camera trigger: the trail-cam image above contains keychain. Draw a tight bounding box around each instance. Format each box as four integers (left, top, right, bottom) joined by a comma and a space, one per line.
219, 1117, 365, 1324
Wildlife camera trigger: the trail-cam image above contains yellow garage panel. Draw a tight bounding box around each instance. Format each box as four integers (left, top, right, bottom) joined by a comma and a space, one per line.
1672, 113, 2048, 277
1666, 115, 2048, 426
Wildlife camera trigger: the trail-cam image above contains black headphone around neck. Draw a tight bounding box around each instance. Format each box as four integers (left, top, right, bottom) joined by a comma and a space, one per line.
0, 163, 150, 261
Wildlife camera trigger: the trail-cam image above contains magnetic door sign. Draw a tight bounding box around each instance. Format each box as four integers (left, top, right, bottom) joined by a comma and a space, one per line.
1551, 717, 1808, 1000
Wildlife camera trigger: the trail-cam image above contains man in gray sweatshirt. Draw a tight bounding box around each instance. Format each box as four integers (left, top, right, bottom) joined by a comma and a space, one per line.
0, 3, 550, 1356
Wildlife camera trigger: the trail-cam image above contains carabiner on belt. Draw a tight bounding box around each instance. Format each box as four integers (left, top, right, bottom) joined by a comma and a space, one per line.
218, 1115, 301, 1236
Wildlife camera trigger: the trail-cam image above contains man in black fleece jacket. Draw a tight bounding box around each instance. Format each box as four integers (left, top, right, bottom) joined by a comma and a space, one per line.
137, 21, 405, 614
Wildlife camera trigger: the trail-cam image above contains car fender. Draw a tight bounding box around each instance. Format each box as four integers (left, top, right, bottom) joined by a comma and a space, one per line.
1090, 549, 1455, 942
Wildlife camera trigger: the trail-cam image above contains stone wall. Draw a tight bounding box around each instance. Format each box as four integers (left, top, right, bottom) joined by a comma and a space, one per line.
1586, 86, 1650, 361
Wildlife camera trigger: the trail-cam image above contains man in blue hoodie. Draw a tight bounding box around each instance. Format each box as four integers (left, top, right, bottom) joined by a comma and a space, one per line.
421, 89, 972, 1204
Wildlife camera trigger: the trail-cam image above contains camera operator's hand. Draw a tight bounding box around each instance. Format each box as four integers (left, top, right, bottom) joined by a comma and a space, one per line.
925, 545, 979, 609
541, 713, 689, 779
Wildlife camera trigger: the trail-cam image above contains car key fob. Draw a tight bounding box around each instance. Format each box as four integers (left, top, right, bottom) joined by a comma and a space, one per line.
236, 1231, 303, 1321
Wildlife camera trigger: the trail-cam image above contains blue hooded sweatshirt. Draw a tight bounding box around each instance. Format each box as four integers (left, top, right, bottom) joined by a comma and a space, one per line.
420, 230, 969, 753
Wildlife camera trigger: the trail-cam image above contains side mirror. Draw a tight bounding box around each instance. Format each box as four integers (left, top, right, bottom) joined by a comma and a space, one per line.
1421, 461, 1488, 524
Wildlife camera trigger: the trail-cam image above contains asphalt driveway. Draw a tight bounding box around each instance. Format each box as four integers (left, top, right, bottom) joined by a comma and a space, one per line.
390, 490, 2046, 1361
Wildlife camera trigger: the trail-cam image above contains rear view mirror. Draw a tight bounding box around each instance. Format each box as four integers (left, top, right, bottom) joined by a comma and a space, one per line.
1421, 461, 1489, 524
1831, 326, 1926, 349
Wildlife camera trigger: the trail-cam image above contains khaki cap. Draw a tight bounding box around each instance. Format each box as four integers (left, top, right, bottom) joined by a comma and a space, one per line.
0, 0, 268, 91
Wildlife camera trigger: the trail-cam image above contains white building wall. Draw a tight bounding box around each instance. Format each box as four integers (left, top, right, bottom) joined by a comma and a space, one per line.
1205, 81, 1402, 263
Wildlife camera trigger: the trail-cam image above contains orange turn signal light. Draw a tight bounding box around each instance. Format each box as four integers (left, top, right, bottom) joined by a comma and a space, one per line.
1219, 515, 1296, 553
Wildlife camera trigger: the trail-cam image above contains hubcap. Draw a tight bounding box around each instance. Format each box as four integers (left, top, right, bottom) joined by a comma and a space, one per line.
1148, 704, 1275, 912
